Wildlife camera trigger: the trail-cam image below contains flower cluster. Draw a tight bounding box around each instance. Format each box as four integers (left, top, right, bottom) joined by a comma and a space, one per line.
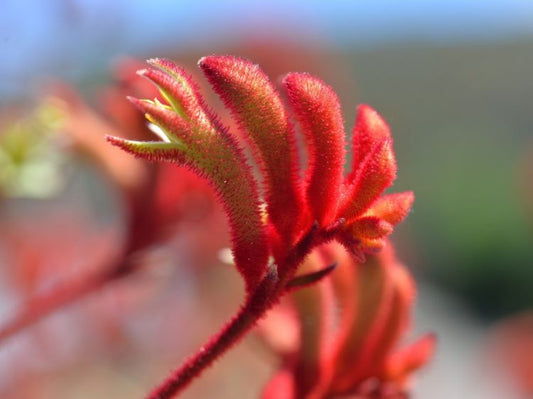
109, 56, 411, 290
261, 241, 435, 398
108, 55, 429, 398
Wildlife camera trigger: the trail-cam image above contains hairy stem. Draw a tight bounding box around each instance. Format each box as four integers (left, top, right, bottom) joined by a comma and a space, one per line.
147, 223, 342, 399
147, 267, 280, 399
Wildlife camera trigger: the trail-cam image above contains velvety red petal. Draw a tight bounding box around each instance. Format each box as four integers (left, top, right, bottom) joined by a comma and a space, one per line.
339, 139, 397, 222
283, 73, 345, 227
199, 55, 307, 243
349, 104, 392, 182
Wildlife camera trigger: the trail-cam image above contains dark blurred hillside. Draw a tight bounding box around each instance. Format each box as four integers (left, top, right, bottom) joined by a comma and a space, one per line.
341, 40, 533, 320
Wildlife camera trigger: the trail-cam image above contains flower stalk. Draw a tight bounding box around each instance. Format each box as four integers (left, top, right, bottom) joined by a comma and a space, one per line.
107, 55, 421, 398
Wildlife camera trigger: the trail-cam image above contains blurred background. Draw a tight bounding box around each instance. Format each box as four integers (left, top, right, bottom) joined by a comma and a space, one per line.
1, 1, 532, 398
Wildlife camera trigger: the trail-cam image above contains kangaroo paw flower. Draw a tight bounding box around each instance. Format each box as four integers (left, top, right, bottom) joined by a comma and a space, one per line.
108, 59, 269, 292
106, 55, 423, 399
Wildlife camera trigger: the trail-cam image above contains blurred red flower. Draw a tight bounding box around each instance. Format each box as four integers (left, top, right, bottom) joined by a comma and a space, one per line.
260, 241, 435, 399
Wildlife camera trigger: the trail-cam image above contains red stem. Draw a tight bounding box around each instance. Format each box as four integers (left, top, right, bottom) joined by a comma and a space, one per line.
146, 267, 280, 399
147, 223, 342, 399
0, 257, 131, 344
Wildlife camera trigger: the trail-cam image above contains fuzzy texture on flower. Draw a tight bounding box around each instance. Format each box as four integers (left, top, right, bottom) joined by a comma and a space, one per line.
199, 56, 307, 244
108, 56, 411, 291
106, 56, 422, 398
283, 73, 345, 228
108, 58, 269, 292
261, 241, 435, 399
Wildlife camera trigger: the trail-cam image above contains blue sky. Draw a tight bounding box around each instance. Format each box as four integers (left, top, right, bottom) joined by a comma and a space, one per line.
2, 0, 533, 99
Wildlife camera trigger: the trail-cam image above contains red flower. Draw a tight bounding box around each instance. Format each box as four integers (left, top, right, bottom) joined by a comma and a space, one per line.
107, 55, 423, 398
261, 241, 435, 399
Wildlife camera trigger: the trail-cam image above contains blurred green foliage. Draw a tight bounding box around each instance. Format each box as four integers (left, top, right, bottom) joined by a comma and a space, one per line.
0, 102, 65, 198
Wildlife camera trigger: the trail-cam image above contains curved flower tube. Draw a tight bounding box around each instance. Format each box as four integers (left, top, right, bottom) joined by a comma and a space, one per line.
107, 55, 421, 398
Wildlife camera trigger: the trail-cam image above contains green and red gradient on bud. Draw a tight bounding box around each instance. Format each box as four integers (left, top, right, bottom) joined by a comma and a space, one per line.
0, 62, 221, 347
107, 55, 433, 398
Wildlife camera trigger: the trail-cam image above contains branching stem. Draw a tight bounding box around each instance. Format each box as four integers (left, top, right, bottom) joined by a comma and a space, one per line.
147, 223, 343, 399
0, 256, 132, 344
